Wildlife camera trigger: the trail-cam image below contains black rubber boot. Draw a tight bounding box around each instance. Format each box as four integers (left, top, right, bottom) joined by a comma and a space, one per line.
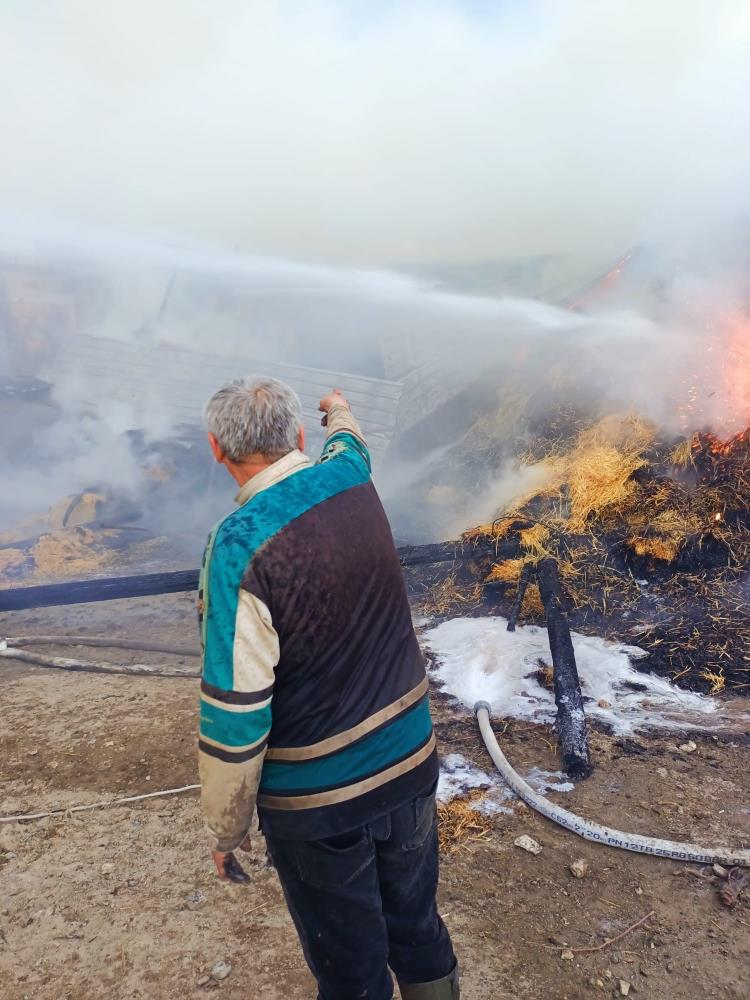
397, 963, 459, 1000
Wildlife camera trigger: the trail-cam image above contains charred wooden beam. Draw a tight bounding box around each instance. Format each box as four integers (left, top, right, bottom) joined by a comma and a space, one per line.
536, 557, 593, 780
0, 569, 200, 612
0, 539, 507, 612
397, 541, 473, 567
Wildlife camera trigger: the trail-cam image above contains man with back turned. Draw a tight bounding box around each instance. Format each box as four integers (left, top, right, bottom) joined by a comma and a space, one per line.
197, 376, 458, 1000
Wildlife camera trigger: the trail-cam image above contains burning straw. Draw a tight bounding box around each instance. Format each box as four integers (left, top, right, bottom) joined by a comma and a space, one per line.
426, 412, 750, 693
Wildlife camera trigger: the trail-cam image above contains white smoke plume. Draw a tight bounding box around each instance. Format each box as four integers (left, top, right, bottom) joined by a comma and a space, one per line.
0, 1, 749, 548
1, 1, 749, 264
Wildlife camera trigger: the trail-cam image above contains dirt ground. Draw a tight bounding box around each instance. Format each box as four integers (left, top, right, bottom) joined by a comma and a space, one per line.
2, 593, 750, 1000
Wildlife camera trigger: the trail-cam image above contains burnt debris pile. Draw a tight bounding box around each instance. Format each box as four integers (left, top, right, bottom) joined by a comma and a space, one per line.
409, 412, 750, 697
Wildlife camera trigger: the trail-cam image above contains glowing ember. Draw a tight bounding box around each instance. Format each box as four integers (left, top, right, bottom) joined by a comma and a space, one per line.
693, 427, 750, 460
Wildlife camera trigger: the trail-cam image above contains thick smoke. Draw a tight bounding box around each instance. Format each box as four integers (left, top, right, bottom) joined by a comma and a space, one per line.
1, 1, 749, 263
1, 1, 749, 549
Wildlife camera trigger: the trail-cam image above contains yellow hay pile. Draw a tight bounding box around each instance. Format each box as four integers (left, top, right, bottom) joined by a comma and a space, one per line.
671, 438, 695, 469
566, 444, 647, 532
519, 523, 552, 557
486, 557, 526, 583
0, 529, 118, 586
468, 415, 716, 580
437, 792, 493, 853
463, 517, 525, 543
625, 509, 704, 564
627, 536, 681, 563
30, 529, 115, 579
500, 415, 656, 534
577, 413, 656, 453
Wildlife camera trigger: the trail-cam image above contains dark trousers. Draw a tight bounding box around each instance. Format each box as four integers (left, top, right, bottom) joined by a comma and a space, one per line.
265, 788, 456, 1000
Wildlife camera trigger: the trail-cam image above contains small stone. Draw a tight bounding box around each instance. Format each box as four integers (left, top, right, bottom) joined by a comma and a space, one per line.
196, 975, 210, 987
569, 858, 589, 879
598, 699, 611, 709
514, 835, 543, 856
560, 949, 574, 961
105, 741, 114, 747
712, 864, 728, 878
619, 981, 631, 997
635, 887, 643, 895
639, 965, 650, 977
666, 961, 674, 973
656, 767, 668, 778
211, 960, 232, 982
99, 863, 115, 875
678, 741, 697, 753
595, 979, 604, 989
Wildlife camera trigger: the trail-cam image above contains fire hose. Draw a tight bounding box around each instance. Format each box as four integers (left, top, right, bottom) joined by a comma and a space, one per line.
474, 701, 750, 868
0, 644, 199, 677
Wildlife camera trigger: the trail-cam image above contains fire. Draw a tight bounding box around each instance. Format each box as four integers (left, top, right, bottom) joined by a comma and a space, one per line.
696, 426, 750, 455
724, 310, 750, 430
692, 426, 750, 460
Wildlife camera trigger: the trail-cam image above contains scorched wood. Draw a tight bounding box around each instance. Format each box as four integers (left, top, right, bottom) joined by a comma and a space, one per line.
536, 557, 593, 780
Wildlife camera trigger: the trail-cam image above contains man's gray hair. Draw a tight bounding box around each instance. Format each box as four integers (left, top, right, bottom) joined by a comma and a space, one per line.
204, 376, 303, 462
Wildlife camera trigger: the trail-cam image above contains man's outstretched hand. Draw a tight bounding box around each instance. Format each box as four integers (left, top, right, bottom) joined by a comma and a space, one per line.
212, 834, 253, 883
319, 389, 349, 426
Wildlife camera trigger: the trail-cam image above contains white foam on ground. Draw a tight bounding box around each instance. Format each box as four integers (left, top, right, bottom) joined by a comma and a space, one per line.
437, 753, 496, 801
525, 767, 575, 795
423, 616, 746, 736
437, 753, 573, 814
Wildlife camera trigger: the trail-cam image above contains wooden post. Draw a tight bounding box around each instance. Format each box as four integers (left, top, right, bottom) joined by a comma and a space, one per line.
536, 558, 593, 779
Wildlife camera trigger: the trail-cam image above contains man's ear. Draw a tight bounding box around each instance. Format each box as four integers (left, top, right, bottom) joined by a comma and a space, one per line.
207, 432, 226, 464
297, 425, 305, 452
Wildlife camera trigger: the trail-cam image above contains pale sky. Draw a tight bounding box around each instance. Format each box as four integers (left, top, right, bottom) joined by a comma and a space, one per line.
1, 1, 749, 265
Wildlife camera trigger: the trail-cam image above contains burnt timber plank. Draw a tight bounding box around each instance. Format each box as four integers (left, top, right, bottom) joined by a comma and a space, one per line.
0, 540, 501, 612
0, 569, 200, 612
